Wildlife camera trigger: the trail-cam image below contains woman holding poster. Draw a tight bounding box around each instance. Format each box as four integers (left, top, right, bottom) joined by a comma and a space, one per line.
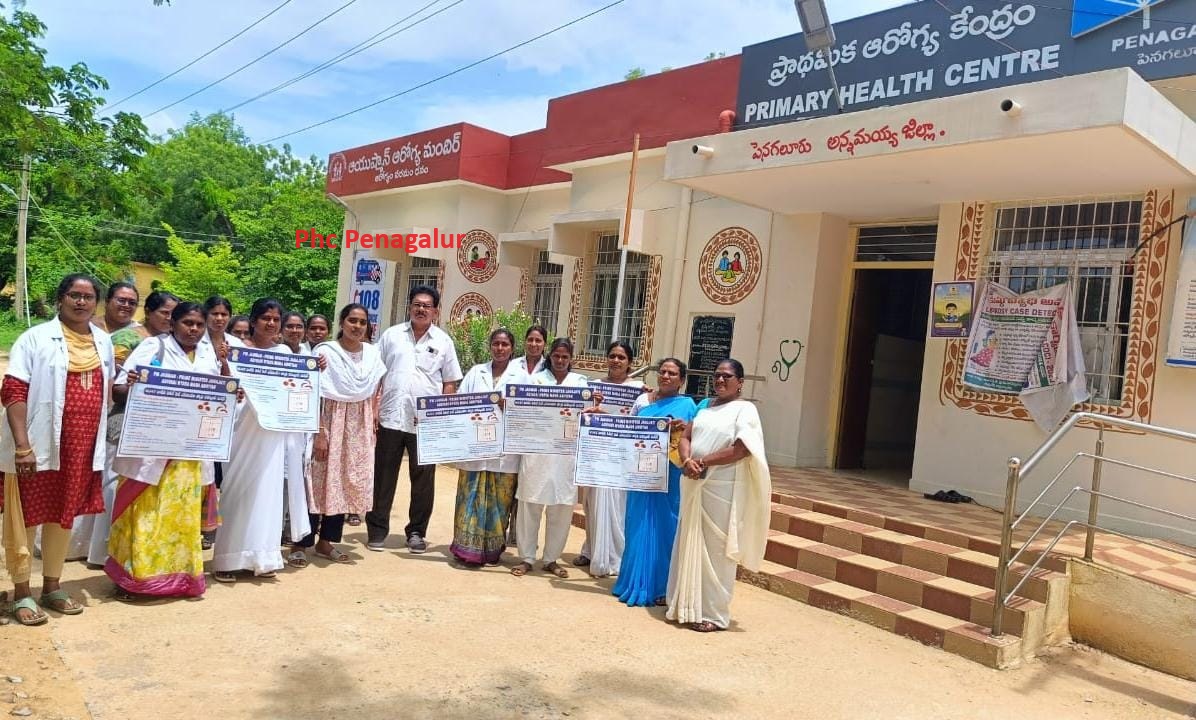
106, 302, 225, 600
450, 329, 526, 566
668, 359, 771, 632
289, 304, 385, 566
213, 299, 324, 583
576, 340, 643, 577
613, 358, 696, 607
511, 338, 588, 579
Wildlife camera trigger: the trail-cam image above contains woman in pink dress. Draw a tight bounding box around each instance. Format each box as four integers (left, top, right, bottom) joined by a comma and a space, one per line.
289, 304, 385, 564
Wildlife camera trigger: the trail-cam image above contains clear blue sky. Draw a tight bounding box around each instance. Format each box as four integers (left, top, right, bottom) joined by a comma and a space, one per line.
29, 0, 910, 161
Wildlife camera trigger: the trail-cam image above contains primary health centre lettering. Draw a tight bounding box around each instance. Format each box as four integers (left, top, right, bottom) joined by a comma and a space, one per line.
738, 0, 1196, 128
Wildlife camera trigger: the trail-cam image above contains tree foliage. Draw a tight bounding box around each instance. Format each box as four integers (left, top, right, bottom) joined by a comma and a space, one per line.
158, 229, 248, 311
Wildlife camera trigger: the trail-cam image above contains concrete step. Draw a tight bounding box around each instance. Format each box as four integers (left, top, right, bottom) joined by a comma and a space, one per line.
738, 561, 1024, 669
770, 504, 1068, 603
763, 530, 1049, 651
772, 490, 1070, 573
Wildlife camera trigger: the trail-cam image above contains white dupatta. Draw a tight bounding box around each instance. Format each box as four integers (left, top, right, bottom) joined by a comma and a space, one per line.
315, 340, 385, 402
724, 401, 772, 573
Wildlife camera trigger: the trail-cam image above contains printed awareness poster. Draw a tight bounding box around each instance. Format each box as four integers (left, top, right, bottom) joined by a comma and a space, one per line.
415, 391, 503, 464
228, 347, 321, 432
502, 383, 592, 455
588, 380, 645, 415
117, 367, 240, 462
963, 281, 1089, 430
575, 414, 670, 492
929, 281, 974, 338
1166, 199, 1196, 368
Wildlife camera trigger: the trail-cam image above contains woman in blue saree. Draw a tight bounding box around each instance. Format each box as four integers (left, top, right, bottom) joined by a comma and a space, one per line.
612, 357, 697, 607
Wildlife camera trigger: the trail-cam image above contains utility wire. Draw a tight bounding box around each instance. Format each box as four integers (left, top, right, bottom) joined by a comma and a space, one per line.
143, 0, 361, 118
222, 0, 463, 114
262, 0, 629, 143
103, 0, 298, 112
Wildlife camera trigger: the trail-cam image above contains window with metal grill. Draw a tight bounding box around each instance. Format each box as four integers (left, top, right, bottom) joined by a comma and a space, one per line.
855, 224, 937, 262
531, 250, 563, 330
984, 198, 1142, 404
401, 257, 441, 321
582, 234, 649, 356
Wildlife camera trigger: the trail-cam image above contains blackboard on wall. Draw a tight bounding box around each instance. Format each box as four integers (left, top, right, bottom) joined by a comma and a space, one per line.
686, 316, 734, 397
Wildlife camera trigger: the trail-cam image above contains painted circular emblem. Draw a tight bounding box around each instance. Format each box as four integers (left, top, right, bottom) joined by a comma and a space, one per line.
697, 227, 762, 305
457, 229, 499, 284
449, 292, 493, 323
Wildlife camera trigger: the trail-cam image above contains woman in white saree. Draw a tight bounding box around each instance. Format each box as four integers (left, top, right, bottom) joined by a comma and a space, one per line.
667, 358, 771, 632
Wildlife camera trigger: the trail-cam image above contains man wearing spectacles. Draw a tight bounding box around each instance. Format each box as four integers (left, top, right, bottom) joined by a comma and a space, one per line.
367, 285, 462, 553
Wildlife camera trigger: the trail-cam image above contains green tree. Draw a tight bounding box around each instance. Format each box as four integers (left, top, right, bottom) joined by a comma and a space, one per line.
445, 304, 552, 370
623, 67, 645, 80
158, 228, 247, 308
0, 4, 149, 297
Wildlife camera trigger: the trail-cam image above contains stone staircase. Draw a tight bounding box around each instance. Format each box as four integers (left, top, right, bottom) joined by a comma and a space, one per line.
738, 492, 1071, 668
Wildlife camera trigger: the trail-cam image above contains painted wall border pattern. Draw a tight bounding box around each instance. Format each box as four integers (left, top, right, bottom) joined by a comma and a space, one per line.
566, 258, 584, 343
518, 268, 530, 309
938, 192, 1171, 425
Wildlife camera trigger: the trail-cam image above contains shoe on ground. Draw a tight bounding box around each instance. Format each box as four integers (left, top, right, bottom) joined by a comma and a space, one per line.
365, 541, 386, 552
407, 534, 427, 554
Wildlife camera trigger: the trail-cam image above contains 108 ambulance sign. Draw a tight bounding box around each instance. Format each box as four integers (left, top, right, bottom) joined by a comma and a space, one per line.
349, 251, 388, 338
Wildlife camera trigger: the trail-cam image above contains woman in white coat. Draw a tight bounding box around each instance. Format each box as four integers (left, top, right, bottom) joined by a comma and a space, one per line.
511, 338, 588, 579
1, 274, 114, 625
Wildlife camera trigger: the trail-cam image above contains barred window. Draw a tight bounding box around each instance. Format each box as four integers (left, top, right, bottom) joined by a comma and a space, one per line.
583, 234, 649, 356
985, 198, 1141, 404
402, 257, 441, 321
531, 251, 563, 330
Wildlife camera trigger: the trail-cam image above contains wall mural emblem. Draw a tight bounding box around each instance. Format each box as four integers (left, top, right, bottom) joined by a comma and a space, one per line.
449, 292, 493, 323
457, 229, 498, 284
698, 227, 762, 305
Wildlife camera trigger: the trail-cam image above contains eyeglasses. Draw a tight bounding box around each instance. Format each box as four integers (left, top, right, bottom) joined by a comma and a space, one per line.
713, 372, 738, 380
411, 302, 435, 309
65, 292, 97, 303
112, 298, 138, 308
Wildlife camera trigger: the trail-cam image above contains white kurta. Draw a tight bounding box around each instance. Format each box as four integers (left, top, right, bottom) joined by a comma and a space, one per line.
666, 399, 771, 629
580, 377, 644, 577
213, 342, 302, 574
516, 369, 589, 506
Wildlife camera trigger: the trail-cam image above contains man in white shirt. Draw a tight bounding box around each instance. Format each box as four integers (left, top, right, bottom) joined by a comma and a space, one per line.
367, 285, 463, 553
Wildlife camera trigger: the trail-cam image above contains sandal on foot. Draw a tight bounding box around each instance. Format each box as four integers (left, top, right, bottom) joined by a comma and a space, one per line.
315, 546, 353, 564
691, 621, 721, 633
39, 589, 83, 615
113, 588, 142, 603
286, 550, 309, 568
256, 571, 277, 579
654, 597, 667, 607
213, 571, 237, 584
346, 514, 362, 526
543, 562, 569, 579
572, 555, 590, 567
11, 596, 48, 626
510, 562, 532, 577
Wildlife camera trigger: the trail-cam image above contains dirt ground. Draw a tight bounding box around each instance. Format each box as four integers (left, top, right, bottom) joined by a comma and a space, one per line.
0, 466, 1192, 720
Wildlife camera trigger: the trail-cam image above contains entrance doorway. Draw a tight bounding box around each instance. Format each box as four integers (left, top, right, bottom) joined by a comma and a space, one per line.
835, 268, 932, 484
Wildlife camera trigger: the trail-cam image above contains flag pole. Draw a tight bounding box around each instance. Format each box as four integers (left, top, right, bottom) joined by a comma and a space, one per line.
611, 132, 640, 342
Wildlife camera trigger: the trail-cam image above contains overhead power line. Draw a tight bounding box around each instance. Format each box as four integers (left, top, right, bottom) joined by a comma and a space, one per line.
221, 0, 464, 114
263, 0, 629, 143
143, 0, 362, 118
103, 0, 297, 112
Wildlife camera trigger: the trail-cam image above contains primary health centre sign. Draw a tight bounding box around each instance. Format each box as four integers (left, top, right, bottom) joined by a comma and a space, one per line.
738, 0, 1196, 128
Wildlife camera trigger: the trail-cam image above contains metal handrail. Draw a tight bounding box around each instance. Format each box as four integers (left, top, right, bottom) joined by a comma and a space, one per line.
991, 412, 1196, 637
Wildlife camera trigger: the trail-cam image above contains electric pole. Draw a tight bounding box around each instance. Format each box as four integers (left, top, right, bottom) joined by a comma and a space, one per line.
14, 153, 31, 324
